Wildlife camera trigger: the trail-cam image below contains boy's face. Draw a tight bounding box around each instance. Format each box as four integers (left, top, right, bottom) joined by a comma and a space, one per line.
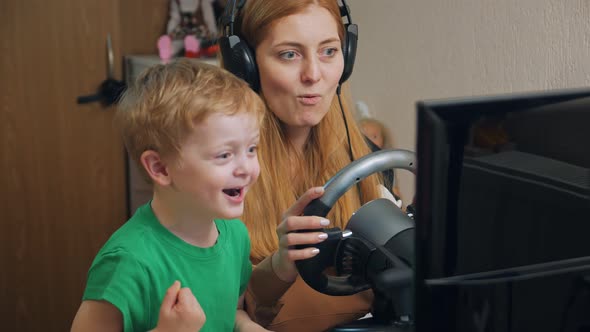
165, 111, 260, 220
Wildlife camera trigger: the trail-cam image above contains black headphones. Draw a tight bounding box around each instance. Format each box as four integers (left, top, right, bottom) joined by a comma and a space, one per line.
219, 0, 358, 92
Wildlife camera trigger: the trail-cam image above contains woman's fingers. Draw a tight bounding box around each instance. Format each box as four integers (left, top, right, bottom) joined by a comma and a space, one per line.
282, 186, 324, 218
280, 230, 328, 247
271, 186, 329, 280
280, 231, 327, 261
287, 246, 321, 261
278, 215, 330, 234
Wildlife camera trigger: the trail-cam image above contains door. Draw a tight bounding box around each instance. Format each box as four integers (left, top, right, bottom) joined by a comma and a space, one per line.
0, 0, 163, 330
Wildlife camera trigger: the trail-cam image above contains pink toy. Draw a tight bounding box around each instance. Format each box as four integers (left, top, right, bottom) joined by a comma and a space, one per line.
184, 35, 201, 58
157, 0, 219, 60
157, 35, 174, 62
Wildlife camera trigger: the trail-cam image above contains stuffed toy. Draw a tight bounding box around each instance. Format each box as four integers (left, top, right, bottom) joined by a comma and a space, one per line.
157, 0, 220, 60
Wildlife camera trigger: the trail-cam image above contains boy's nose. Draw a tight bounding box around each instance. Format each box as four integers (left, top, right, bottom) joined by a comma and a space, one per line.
233, 155, 256, 177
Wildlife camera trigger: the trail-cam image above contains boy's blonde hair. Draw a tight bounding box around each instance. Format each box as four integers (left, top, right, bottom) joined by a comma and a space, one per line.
115, 59, 265, 181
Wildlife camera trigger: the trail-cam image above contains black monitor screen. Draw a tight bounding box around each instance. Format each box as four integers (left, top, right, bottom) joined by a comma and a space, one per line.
415, 88, 590, 332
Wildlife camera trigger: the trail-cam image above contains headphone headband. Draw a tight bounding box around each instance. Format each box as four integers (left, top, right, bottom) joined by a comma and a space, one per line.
340, 0, 352, 24
220, 0, 246, 36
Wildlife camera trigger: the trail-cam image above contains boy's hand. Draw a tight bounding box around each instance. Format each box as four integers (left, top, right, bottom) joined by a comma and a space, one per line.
152, 280, 206, 332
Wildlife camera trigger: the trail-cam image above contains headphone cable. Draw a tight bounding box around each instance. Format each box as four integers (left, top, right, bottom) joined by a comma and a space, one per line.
337, 84, 366, 204
337, 84, 354, 162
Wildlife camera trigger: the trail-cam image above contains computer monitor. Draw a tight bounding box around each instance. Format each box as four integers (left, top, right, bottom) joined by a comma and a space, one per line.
414, 88, 590, 332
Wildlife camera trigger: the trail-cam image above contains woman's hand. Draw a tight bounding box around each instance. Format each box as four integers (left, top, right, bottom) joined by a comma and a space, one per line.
272, 186, 331, 282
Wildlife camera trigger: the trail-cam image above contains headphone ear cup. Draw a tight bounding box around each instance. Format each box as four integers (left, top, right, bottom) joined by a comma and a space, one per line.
219, 34, 260, 91
340, 23, 358, 85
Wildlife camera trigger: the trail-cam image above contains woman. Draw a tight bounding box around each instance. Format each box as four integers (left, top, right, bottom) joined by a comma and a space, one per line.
220, 0, 395, 330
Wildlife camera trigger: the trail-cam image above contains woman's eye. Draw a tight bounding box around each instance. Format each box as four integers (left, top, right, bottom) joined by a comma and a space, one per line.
322, 47, 338, 57
248, 146, 258, 154
279, 51, 297, 60
218, 152, 231, 159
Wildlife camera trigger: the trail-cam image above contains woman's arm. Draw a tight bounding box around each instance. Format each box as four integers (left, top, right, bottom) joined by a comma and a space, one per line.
245, 187, 329, 325
235, 294, 273, 332
247, 254, 294, 305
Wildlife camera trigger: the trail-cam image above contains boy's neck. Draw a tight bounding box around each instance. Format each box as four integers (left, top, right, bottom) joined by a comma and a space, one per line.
150, 193, 218, 248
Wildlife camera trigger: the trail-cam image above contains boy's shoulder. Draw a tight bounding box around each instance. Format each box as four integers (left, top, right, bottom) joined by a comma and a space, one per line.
97, 204, 159, 257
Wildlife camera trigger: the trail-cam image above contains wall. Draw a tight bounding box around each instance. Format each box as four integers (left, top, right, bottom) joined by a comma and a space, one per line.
347, 0, 590, 203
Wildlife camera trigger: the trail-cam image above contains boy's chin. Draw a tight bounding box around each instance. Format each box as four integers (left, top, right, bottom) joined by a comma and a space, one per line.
217, 206, 244, 220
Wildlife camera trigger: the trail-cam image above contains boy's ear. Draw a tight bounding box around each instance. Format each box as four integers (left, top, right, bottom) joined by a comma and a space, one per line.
140, 150, 171, 186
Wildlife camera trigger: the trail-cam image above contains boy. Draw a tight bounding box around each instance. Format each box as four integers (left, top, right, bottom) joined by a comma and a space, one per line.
71, 59, 268, 331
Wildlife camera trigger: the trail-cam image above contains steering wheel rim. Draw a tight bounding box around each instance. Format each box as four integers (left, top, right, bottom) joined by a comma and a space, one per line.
295, 149, 416, 295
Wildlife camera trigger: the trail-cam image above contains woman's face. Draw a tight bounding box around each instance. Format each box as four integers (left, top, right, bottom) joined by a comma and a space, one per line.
255, 5, 344, 131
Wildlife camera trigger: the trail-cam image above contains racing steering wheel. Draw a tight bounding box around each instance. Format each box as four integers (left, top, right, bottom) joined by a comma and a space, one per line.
295, 149, 416, 296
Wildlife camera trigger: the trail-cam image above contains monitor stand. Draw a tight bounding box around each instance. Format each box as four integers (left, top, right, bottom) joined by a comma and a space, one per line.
331, 317, 414, 332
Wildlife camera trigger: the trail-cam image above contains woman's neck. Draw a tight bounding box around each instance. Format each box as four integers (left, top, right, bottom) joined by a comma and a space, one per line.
284, 125, 311, 154
283, 126, 313, 192
150, 191, 218, 247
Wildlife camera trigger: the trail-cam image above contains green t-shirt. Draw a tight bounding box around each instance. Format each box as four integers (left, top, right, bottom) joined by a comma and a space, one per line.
83, 203, 252, 332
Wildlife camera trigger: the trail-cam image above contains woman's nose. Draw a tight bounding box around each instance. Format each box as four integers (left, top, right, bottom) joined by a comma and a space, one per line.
301, 57, 321, 84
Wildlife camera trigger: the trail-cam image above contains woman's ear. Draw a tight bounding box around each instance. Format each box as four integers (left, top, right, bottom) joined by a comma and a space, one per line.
140, 150, 171, 186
